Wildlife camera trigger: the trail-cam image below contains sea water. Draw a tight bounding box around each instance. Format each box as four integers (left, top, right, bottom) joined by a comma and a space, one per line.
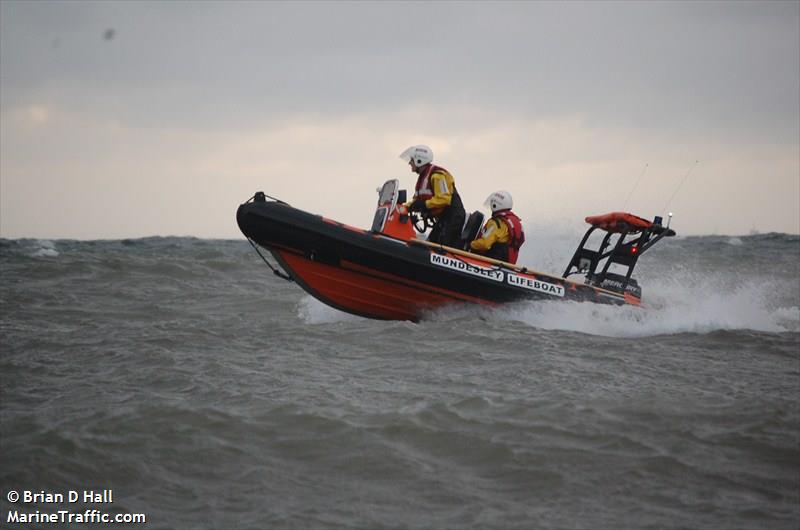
1, 232, 798, 529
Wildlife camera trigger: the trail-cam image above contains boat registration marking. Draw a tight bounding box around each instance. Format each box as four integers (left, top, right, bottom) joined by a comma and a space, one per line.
507, 273, 565, 297
430, 254, 503, 282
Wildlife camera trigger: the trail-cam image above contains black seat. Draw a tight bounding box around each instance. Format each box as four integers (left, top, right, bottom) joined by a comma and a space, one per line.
459, 211, 485, 250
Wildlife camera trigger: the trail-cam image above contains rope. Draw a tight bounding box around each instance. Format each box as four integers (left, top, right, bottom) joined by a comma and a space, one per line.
242, 192, 293, 281
244, 192, 288, 205
246, 237, 293, 282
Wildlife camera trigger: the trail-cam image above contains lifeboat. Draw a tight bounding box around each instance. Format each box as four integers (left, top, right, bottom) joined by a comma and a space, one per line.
236, 179, 675, 321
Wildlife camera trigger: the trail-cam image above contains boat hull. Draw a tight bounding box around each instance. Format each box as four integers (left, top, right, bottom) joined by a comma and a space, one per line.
236, 200, 630, 321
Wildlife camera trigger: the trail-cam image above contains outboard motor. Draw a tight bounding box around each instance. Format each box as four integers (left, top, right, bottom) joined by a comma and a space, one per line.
598, 273, 642, 298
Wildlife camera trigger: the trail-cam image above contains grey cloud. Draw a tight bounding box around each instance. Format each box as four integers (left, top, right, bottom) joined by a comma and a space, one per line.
1, 1, 797, 142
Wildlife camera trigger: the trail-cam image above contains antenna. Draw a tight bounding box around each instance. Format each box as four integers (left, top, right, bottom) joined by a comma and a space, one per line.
622, 163, 648, 211
662, 160, 698, 215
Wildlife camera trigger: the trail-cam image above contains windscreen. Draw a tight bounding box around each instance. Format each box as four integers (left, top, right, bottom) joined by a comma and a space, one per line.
377, 179, 398, 207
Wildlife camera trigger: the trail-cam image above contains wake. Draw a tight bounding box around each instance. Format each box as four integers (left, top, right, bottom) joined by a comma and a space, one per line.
297, 274, 799, 336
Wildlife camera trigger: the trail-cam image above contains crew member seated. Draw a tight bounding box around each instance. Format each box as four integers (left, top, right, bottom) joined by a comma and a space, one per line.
470, 190, 525, 264
399, 144, 466, 248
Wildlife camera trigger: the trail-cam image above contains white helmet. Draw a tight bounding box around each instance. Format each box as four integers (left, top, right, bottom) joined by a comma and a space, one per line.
399, 145, 433, 167
484, 190, 513, 213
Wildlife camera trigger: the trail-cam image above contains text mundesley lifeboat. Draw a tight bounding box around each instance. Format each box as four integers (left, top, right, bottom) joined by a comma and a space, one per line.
236, 179, 675, 321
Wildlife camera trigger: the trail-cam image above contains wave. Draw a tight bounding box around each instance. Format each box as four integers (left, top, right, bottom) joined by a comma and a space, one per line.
30, 240, 59, 258
2, 235, 796, 336
296, 273, 800, 337
490, 271, 798, 337
291, 227, 799, 335
298, 295, 365, 325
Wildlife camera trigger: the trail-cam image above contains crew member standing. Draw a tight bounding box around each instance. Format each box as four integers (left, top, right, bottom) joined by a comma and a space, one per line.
399, 145, 466, 247
470, 190, 525, 264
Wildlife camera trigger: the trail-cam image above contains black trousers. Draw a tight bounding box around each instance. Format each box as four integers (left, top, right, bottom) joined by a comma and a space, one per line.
428, 193, 466, 248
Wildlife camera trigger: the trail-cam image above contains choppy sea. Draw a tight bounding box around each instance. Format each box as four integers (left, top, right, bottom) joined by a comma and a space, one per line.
1, 230, 798, 529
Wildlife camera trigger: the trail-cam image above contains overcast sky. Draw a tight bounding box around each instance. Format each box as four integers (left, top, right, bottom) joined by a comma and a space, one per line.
1, 0, 798, 239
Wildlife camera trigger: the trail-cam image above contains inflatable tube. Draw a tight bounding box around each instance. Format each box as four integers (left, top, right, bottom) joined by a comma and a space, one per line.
585, 212, 652, 233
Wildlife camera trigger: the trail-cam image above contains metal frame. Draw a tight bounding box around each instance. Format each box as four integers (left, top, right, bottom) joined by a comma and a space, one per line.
563, 221, 675, 294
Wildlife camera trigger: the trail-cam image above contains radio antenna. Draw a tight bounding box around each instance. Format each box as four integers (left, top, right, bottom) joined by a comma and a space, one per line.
622, 163, 648, 210
662, 160, 698, 215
